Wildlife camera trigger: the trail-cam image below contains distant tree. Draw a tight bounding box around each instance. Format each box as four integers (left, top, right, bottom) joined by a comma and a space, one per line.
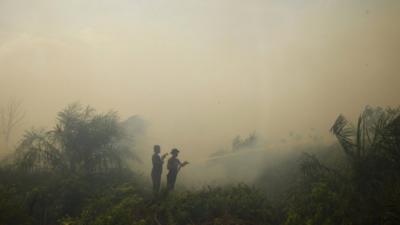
15, 128, 62, 172
232, 132, 258, 151
0, 98, 25, 151
15, 103, 134, 173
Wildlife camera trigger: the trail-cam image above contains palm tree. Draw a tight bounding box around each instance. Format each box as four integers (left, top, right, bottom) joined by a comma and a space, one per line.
15, 103, 135, 174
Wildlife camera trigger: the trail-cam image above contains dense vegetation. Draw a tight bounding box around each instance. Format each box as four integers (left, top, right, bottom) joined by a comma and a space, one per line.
1, 104, 399, 225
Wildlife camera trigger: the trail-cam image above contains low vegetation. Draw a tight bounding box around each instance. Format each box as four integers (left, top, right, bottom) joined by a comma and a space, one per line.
1, 104, 399, 225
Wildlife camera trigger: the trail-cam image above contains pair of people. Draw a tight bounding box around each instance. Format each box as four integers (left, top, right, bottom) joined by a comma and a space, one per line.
151, 145, 189, 194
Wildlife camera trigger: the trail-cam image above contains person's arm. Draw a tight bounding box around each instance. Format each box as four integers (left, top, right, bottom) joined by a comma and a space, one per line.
177, 159, 189, 171
161, 153, 168, 161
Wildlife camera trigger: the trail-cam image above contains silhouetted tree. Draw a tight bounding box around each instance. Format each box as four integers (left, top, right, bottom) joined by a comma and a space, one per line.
232, 132, 258, 151
15, 103, 134, 174
0, 98, 25, 151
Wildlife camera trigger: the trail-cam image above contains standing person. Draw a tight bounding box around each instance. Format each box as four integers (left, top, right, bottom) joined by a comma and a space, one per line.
151, 145, 167, 195
166, 148, 189, 191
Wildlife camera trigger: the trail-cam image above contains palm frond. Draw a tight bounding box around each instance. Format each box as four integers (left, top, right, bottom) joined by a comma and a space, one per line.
331, 114, 355, 158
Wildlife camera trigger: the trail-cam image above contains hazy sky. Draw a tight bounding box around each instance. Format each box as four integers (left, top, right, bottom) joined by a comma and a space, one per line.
0, 0, 399, 158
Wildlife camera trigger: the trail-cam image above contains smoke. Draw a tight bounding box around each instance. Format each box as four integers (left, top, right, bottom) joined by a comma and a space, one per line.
126, 126, 333, 189
1, 0, 399, 184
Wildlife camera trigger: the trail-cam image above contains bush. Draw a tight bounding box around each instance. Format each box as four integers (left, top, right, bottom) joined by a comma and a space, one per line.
149, 184, 278, 225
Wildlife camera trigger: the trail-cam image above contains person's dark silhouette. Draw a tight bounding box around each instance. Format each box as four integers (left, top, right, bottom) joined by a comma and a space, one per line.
166, 148, 188, 191
151, 145, 167, 194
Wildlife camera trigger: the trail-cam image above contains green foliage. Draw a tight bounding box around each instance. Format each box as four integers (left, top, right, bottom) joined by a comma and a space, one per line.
66, 183, 143, 225
0, 185, 31, 225
66, 184, 278, 225
0, 166, 141, 225
148, 184, 278, 225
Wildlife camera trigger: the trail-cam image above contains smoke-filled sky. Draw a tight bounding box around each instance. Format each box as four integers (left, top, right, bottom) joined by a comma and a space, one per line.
0, 0, 399, 159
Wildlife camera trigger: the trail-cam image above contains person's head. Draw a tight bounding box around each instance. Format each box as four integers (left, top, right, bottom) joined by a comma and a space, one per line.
154, 145, 160, 154
170, 148, 179, 157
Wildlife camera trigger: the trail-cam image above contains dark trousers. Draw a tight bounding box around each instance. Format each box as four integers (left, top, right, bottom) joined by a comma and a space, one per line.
167, 170, 178, 191
151, 170, 162, 194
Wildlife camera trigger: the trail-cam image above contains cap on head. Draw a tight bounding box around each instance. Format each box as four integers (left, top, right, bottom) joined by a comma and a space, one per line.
154, 145, 160, 153
170, 148, 180, 155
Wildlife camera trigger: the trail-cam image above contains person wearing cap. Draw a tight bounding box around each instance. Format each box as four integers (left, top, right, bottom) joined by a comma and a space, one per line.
151, 145, 168, 194
166, 148, 189, 191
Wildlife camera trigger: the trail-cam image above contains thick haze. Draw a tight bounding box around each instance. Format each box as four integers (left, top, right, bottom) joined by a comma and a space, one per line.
1, 0, 399, 160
